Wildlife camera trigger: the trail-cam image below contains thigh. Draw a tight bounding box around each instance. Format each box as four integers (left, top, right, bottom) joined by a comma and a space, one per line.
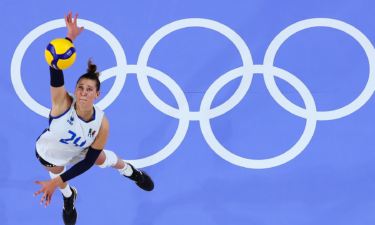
83, 150, 106, 165
35, 150, 65, 174
94, 150, 106, 165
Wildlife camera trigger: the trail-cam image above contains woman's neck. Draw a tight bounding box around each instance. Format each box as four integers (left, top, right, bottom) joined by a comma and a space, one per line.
75, 104, 93, 121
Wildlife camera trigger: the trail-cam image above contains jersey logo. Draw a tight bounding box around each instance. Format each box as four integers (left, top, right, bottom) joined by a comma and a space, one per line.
88, 128, 96, 137
67, 116, 74, 125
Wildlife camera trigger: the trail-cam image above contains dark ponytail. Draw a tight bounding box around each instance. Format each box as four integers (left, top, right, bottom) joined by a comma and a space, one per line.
76, 59, 101, 91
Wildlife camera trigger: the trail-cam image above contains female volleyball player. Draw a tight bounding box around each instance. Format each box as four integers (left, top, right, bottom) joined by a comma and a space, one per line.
33, 12, 154, 225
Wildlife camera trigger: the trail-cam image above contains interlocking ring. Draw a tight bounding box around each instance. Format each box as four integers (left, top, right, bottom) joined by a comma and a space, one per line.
11, 18, 375, 168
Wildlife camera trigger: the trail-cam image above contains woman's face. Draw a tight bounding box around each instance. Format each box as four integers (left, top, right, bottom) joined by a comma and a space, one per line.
74, 78, 100, 108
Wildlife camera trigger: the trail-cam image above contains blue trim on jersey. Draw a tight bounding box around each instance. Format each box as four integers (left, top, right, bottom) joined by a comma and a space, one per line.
36, 128, 49, 141
49, 107, 71, 125
77, 107, 96, 123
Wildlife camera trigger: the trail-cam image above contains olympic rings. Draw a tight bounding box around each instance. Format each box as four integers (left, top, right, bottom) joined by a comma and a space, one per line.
11, 18, 375, 168
264, 18, 375, 121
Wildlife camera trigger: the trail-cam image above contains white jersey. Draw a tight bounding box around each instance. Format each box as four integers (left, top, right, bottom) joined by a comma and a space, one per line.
36, 94, 105, 166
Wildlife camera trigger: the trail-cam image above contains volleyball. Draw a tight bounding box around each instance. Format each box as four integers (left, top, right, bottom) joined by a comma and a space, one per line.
45, 38, 76, 70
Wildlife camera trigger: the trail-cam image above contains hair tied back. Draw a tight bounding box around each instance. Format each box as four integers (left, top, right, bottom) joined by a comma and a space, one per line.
87, 58, 100, 77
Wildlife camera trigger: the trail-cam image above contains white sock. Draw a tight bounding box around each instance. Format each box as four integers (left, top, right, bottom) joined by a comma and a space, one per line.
60, 184, 72, 198
119, 162, 133, 176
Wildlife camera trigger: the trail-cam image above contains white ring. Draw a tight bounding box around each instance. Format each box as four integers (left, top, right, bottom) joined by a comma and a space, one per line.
123, 66, 191, 168
200, 65, 317, 169
11, 19, 127, 117
137, 18, 254, 120
264, 18, 375, 120
12, 18, 374, 169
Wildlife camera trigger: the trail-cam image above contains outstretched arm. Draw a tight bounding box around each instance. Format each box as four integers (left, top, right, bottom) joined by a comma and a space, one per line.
50, 12, 84, 117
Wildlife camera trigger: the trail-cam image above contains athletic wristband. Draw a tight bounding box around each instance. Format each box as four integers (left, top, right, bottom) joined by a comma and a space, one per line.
50, 66, 65, 87
65, 37, 73, 43
60, 146, 102, 183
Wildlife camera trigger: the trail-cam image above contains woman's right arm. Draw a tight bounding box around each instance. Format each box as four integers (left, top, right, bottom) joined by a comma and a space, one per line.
50, 67, 70, 117
50, 12, 84, 117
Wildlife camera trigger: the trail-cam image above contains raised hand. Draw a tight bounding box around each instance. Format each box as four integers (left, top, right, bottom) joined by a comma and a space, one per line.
65, 11, 84, 42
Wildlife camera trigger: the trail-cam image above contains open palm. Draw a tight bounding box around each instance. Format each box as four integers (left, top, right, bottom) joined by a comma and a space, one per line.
65, 11, 84, 42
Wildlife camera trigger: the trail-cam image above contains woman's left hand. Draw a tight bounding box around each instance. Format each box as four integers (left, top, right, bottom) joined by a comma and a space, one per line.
33, 179, 59, 208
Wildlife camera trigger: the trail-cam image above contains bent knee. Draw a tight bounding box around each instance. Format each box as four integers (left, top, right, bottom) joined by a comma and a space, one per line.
44, 165, 65, 174
97, 150, 118, 168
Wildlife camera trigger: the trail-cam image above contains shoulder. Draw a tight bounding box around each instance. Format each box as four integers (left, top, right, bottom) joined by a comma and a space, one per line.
100, 115, 109, 131
68, 93, 75, 101
93, 104, 105, 121
90, 115, 109, 149
50, 92, 73, 117
93, 102, 104, 114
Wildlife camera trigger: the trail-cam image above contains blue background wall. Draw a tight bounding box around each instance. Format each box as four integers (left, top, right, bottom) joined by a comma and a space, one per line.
1, 0, 375, 224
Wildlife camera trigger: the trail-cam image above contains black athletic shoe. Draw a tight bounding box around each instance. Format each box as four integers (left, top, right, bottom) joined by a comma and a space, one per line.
62, 187, 78, 225
124, 163, 154, 191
